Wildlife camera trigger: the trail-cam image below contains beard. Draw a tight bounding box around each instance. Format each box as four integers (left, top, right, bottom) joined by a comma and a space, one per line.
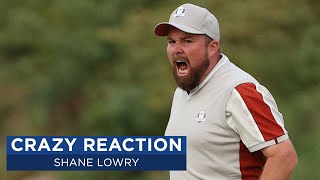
172, 57, 210, 93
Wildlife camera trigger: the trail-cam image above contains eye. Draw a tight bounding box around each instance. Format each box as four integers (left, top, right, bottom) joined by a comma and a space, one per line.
167, 40, 175, 44
184, 39, 193, 43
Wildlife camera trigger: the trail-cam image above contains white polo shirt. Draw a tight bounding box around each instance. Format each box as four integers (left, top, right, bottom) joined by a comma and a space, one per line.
165, 54, 288, 180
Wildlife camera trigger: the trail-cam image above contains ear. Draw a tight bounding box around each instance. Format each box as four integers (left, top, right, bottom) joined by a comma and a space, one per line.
207, 40, 220, 58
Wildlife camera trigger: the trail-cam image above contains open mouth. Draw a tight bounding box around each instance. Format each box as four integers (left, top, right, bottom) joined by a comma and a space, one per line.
175, 60, 189, 77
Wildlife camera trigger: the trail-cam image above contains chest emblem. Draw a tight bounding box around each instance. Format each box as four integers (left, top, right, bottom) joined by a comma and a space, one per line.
196, 111, 206, 123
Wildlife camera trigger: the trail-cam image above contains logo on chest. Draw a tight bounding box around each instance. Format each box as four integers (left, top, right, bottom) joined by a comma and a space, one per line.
196, 111, 206, 123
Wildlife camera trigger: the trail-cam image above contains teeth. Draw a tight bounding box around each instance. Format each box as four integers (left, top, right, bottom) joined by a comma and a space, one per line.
178, 68, 188, 76
176, 60, 186, 63
178, 69, 188, 73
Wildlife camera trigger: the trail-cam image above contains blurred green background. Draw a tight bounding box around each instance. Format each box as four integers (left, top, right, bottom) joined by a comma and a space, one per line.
1, 0, 319, 179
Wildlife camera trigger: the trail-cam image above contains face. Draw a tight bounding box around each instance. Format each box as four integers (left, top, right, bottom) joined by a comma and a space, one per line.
166, 28, 214, 92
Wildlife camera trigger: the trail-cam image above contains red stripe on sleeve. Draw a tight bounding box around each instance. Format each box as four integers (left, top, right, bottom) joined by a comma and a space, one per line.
235, 83, 284, 141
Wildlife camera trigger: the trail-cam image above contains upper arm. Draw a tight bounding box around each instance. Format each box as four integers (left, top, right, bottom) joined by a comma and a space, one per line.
260, 139, 298, 179
226, 83, 298, 178
226, 83, 288, 152
261, 139, 297, 159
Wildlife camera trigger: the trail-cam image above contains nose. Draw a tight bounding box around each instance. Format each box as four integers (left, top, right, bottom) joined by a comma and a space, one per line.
168, 42, 184, 57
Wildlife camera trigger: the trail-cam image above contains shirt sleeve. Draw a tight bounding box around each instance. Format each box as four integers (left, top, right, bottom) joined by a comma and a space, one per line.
226, 83, 289, 152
